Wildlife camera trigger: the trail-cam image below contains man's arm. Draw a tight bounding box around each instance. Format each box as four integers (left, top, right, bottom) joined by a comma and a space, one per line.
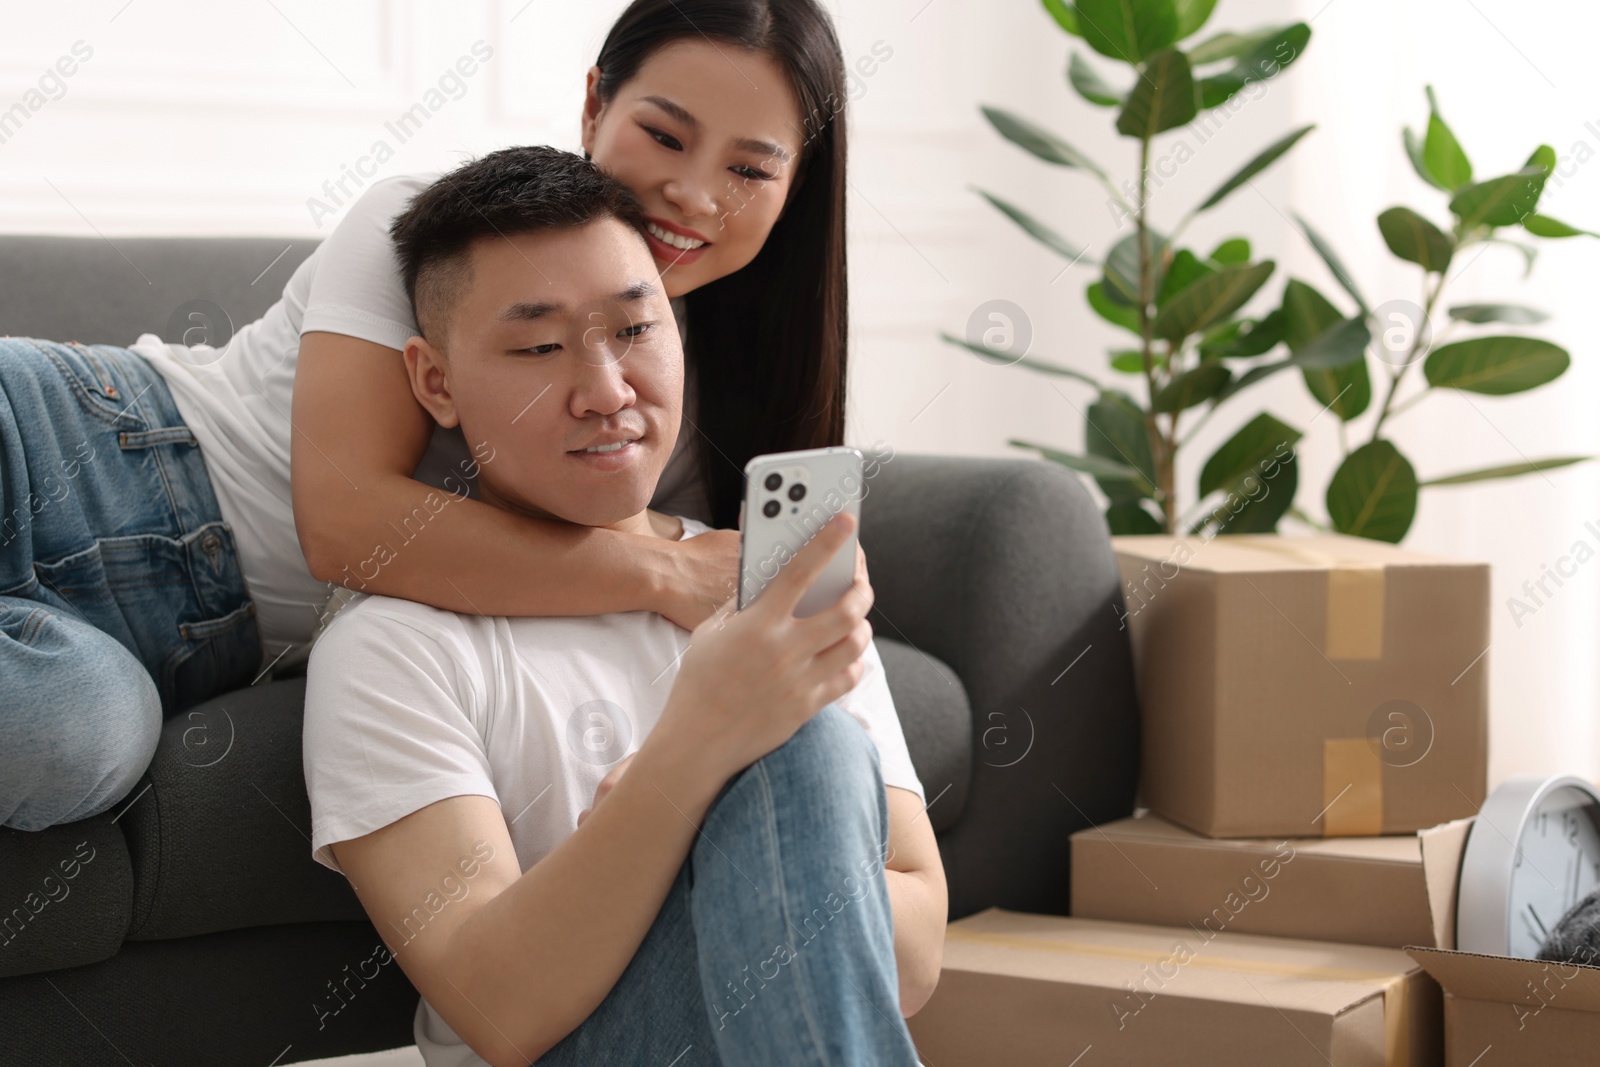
331, 724, 723, 1067
883, 784, 947, 1016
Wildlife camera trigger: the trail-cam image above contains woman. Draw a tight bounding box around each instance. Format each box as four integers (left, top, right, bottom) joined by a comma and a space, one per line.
0, 0, 854, 832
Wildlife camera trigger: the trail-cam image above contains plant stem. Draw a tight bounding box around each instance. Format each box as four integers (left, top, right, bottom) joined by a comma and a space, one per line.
1135, 133, 1174, 532
1369, 269, 1447, 444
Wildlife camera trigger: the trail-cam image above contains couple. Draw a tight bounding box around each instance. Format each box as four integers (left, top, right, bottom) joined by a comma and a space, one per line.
0, 0, 943, 1062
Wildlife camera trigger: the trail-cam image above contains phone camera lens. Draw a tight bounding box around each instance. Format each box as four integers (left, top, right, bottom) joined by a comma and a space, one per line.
764, 472, 783, 491
762, 499, 781, 518
788, 483, 807, 502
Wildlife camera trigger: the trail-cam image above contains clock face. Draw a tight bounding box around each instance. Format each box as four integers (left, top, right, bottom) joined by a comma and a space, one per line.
1507, 785, 1600, 958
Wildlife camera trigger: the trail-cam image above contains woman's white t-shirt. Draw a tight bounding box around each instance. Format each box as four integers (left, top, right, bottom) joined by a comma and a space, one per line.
301, 515, 925, 1067
130, 173, 711, 662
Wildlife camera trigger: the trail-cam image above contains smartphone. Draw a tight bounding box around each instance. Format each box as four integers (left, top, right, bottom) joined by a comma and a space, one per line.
737, 446, 864, 617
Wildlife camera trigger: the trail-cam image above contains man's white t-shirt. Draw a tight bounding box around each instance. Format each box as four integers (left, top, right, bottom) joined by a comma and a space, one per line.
130, 174, 711, 663
301, 516, 924, 1067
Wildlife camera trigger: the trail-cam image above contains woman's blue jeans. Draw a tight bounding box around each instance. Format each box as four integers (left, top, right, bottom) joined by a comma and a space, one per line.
0, 338, 260, 831
527, 703, 924, 1067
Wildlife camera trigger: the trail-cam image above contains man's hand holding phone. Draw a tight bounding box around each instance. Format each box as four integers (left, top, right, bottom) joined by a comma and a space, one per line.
651, 512, 874, 783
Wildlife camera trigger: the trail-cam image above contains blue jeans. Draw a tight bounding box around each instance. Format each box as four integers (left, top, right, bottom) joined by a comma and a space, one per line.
0, 338, 260, 831
529, 703, 924, 1067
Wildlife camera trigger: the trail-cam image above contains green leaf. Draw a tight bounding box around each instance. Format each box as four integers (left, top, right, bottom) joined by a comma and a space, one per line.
1106, 499, 1165, 534
1194, 124, 1316, 213
1153, 260, 1275, 342
1043, 0, 1083, 34
1110, 349, 1147, 373
1011, 438, 1145, 481
1292, 212, 1370, 316
1208, 452, 1298, 534
1214, 357, 1295, 400
940, 332, 1106, 389
1422, 88, 1472, 191
1423, 336, 1570, 395
1069, 52, 1124, 107
1102, 229, 1170, 306
1116, 48, 1198, 138
1449, 166, 1548, 230
1403, 126, 1448, 191
1527, 144, 1557, 173
1156, 249, 1215, 306
1205, 308, 1283, 357
1422, 456, 1590, 487
1153, 362, 1231, 412
1199, 412, 1301, 496
1208, 237, 1251, 265
1377, 206, 1455, 273
1188, 29, 1270, 65
1282, 279, 1368, 419
1523, 213, 1600, 238
1073, 0, 1181, 64
981, 106, 1109, 176
1300, 336, 1371, 421
1447, 303, 1549, 325
1196, 23, 1310, 109
1293, 316, 1372, 370
1086, 390, 1158, 500
1280, 278, 1342, 349
1174, 0, 1218, 38
974, 189, 1091, 262
1089, 282, 1143, 333
1327, 441, 1418, 542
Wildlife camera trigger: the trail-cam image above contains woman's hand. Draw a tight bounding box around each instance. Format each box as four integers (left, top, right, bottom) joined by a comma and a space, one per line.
654, 528, 740, 630
577, 752, 636, 827
652, 513, 875, 782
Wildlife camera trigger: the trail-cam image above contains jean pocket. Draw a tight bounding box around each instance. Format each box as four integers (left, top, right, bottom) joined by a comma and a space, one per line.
162, 599, 260, 714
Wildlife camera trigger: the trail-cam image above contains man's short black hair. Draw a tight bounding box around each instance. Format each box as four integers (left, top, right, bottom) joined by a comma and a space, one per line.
390, 145, 649, 343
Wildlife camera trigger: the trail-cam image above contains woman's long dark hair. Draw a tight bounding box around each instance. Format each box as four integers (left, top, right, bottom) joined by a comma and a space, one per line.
593, 0, 849, 529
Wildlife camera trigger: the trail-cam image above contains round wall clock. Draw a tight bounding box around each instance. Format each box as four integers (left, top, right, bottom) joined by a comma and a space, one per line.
1456, 774, 1600, 958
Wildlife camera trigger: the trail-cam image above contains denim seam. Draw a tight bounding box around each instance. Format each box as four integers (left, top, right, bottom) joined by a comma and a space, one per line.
755, 759, 835, 1066
38, 344, 135, 427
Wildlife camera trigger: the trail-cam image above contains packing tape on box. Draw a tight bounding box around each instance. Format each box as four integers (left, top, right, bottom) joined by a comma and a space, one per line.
1323, 737, 1385, 836
1231, 536, 1386, 661
1233, 538, 1389, 835
947, 927, 1413, 1067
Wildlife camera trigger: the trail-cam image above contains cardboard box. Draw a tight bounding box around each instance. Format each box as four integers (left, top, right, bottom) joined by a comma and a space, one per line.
1112, 534, 1489, 838
908, 908, 1442, 1066
1070, 813, 1473, 949
1406, 946, 1600, 1066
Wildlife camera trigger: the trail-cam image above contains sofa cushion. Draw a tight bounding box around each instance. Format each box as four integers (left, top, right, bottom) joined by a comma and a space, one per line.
122, 677, 365, 941
874, 637, 971, 834
0, 810, 132, 978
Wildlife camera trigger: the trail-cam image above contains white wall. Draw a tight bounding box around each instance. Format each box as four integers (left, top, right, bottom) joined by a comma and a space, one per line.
2, 0, 1594, 786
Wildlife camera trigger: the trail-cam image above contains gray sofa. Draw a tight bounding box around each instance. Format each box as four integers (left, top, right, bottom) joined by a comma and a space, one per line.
0, 235, 1141, 1064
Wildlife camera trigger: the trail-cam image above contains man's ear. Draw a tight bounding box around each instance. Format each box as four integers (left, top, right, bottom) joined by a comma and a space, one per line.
580, 65, 605, 158
403, 335, 460, 429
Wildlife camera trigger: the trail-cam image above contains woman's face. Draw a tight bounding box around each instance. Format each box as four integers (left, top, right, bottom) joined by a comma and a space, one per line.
581, 39, 806, 300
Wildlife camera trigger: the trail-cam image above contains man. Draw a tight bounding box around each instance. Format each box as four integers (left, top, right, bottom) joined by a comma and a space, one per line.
301, 145, 945, 1067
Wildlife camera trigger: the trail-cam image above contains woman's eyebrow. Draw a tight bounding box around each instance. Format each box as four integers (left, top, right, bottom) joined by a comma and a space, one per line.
641, 94, 791, 163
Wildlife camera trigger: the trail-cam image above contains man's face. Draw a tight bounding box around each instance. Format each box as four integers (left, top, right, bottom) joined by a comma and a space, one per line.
407, 218, 682, 528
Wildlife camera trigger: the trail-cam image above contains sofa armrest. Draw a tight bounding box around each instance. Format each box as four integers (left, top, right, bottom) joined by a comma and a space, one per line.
857, 453, 1140, 919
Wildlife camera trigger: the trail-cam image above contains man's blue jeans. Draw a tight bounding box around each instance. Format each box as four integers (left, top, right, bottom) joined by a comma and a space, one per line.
522, 703, 925, 1066
0, 338, 260, 831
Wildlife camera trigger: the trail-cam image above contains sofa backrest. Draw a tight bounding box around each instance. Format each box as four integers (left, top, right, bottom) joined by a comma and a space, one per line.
0, 235, 320, 348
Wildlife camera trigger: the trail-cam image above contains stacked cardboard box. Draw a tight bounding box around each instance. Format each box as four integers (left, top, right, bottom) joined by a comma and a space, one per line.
1111, 534, 1489, 838
908, 534, 1507, 1065
907, 908, 1442, 1066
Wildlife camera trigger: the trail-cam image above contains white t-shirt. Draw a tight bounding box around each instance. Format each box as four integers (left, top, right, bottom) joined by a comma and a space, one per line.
301, 515, 924, 1067
131, 173, 711, 663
